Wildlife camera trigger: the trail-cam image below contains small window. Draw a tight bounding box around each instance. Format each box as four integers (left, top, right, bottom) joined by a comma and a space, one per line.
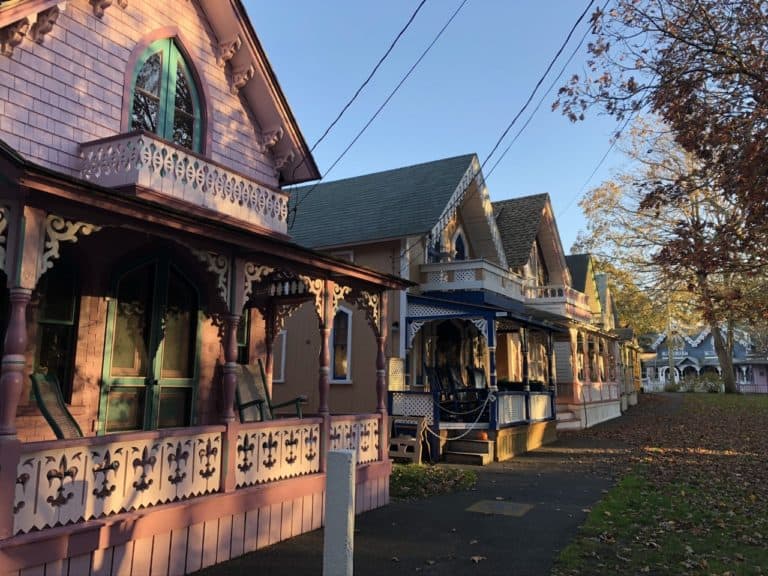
273, 330, 286, 383
454, 233, 466, 260
331, 307, 352, 382
35, 262, 80, 403
331, 250, 354, 263
131, 38, 202, 151
236, 310, 250, 365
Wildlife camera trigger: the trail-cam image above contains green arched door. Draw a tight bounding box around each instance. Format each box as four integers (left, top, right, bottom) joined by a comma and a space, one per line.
99, 257, 199, 433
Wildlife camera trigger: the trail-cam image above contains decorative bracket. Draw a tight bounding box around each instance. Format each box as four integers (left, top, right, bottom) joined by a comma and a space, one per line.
330, 282, 351, 317
298, 275, 324, 322
355, 290, 381, 336
256, 127, 284, 154
230, 64, 254, 95
407, 320, 426, 349
90, 0, 127, 19
0, 18, 30, 57
191, 249, 230, 307
0, 206, 7, 273
30, 5, 61, 44
216, 35, 242, 67
274, 150, 295, 172
243, 262, 274, 304
40, 214, 101, 277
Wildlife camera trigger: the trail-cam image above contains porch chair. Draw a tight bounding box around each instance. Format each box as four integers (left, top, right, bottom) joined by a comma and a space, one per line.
388, 416, 428, 464
234, 359, 307, 422
30, 372, 83, 439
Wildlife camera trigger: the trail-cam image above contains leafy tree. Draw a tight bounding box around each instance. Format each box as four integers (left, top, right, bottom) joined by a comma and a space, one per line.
557, 1, 768, 391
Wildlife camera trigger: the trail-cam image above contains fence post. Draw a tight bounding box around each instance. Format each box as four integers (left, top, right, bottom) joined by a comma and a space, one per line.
323, 450, 356, 576
0, 437, 21, 538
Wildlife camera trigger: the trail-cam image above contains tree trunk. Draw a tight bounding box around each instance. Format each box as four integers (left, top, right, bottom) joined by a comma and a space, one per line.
711, 323, 736, 393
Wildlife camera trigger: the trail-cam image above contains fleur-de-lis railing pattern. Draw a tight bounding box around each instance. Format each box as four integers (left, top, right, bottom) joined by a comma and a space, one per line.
329, 415, 381, 465
13, 429, 223, 535
235, 421, 321, 488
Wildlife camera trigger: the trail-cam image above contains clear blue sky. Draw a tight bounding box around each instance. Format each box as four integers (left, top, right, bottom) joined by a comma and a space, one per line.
246, 1, 629, 251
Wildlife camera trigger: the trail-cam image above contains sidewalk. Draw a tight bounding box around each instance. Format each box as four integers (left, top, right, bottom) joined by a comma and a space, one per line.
195, 426, 639, 576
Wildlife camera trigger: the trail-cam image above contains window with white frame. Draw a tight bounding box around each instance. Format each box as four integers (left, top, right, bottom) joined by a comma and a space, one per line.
331, 306, 352, 382
272, 330, 286, 383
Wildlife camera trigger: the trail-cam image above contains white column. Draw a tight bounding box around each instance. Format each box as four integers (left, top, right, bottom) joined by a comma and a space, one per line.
323, 450, 356, 576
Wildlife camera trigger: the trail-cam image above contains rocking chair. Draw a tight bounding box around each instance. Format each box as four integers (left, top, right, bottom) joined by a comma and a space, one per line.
234, 359, 307, 422
30, 372, 83, 439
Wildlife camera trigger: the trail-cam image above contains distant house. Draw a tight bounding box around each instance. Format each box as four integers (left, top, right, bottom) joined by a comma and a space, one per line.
642, 328, 768, 393
282, 155, 633, 464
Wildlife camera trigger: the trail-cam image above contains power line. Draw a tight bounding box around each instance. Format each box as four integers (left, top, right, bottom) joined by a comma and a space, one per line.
289, 0, 469, 228
287, 0, 428, 183
484, 0, 609, 182
480, 0, 596, 172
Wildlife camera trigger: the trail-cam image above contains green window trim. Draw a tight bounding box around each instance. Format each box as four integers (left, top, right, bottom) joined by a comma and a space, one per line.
130, 38, 202, 152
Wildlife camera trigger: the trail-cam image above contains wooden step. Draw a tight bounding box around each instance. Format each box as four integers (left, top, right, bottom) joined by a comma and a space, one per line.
556, 409, 576, 421
446, 439, 494, 455
556, 417, 583, 431
443, 450, 493, 466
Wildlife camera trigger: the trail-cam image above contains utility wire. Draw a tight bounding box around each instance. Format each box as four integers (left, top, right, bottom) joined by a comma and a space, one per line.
398, 0, 600, 259
288, 0, 429, 183
484, 0, 609, 182
289, 0, 469, 229
480, 0, 596, 172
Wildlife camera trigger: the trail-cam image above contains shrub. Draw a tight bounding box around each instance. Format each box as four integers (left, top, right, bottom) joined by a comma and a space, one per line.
663, 380, 680, 392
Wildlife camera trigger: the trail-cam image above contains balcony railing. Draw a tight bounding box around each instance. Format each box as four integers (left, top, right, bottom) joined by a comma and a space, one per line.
80, 132, 290, 234
419, 259, 526, 301
525, 284, 592, 322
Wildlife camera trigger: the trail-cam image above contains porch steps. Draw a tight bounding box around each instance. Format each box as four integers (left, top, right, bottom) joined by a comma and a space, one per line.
555, 408, 582, 431
443, 438, 494, 466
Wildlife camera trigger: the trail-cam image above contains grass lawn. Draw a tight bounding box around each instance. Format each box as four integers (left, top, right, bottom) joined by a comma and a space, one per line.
553, 394, 768, 576
389, 463, 477, 501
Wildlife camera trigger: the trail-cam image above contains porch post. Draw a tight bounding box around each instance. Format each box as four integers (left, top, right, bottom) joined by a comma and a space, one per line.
569, 328, 580, 403
546, 330, 555, 392
488, 317, 497, 388
0, 288, 31, 538
318, 280, 331, 472
221, 314, 241, 423
582, 331, 591, 385
520, 327, 529, 390
376, 292, 388, 462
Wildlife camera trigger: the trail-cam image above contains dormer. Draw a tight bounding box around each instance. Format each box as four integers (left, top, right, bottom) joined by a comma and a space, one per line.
0, 0, 318, 237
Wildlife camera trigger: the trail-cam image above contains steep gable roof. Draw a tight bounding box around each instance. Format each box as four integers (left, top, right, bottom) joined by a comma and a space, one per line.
288, 154, 476, 249
565, 253, 590, 292
492, 194, 549, 268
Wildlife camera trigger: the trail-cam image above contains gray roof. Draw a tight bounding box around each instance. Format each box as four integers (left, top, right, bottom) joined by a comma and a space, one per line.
492, 194, 549, 267
288, 154, 476, 248
565, 253, 590, 293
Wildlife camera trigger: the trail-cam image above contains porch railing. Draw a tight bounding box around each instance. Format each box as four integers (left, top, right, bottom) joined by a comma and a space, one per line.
235, 419, 321, 488
525, 284, 592, 322
80, 131, 290, 234
13, 426, 224, 535
10, 413, 383, 537
419, 259, 526, 301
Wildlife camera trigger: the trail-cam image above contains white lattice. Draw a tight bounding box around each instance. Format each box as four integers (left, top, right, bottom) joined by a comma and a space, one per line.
390, 392, 434, 425
80, 133, 289, 233
388, 357, 406, 391
14, 429, 222, 535
454, 269, 476, 282
426, 271, 448, 284
497, 393, 526, 425
235, 421, 320, 488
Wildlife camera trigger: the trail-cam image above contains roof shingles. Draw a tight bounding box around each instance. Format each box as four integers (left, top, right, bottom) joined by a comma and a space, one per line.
492, 194, 549, 268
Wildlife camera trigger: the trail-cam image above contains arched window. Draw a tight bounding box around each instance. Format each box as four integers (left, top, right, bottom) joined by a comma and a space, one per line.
454, 233, 466, 260
130, 38, 202, 151
331, 306, 352, 382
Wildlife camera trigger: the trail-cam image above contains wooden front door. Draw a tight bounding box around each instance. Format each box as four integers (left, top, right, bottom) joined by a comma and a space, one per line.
100, 258, 199, 433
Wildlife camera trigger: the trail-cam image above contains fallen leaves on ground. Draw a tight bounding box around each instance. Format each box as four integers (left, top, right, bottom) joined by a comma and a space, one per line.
551, 393, 768, 576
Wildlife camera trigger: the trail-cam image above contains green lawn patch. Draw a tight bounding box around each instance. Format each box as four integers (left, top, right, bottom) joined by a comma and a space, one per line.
553, 394, 768, 576
390, 464, 477, 501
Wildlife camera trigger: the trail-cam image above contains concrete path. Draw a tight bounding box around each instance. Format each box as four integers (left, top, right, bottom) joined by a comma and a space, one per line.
197, 396, 675, 575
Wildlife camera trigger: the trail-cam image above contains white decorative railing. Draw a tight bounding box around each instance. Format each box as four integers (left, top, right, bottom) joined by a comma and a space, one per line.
13, 427, 223, 535
497, 392, 526, 425
529, 393, 552, 420
329, 415, 381, 465
526, 284, 592, 322
80, 132, 289, 234
390, 391, 434, 425
419, 259, 526, 301
235, 419, 321, 488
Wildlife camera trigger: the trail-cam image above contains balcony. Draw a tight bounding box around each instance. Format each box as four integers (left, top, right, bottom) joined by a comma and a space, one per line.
80, 132, 289, 235
525, 284, 592, 322
419, 259, 526, 301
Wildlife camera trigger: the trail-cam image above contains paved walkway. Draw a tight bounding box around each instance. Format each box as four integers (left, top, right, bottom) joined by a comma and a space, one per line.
197, 396, 676, 576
